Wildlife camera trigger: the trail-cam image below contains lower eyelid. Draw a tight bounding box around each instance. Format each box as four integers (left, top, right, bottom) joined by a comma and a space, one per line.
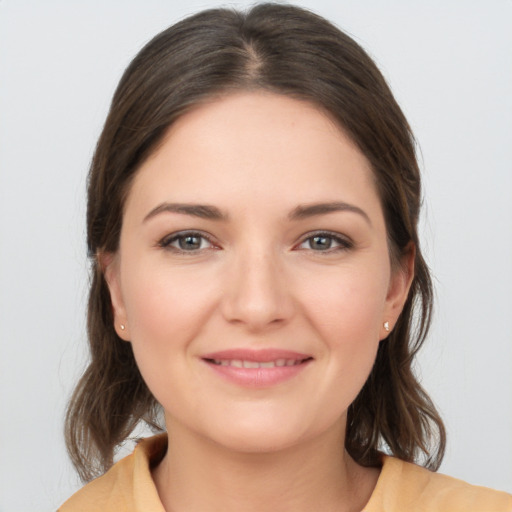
157, 231, 352, 252
158, 231, 214, 250
298, 233, 353, 251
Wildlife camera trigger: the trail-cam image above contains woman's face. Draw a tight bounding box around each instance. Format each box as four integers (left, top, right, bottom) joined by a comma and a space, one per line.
105, 92, 412, 453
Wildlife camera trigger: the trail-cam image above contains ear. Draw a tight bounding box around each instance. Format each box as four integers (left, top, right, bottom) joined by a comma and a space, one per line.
99, 251, 130, 341
381, 243, 415, 340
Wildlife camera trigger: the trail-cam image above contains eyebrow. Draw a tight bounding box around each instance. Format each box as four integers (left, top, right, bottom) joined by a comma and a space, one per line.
143, 200, 371, 225
288, 201, 371, 225
143, 203, 228, 222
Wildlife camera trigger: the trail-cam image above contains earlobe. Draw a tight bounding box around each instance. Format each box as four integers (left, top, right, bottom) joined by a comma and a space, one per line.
98, 251, 130, 341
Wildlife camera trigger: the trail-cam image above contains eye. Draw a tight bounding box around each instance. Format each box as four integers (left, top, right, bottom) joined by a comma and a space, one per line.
159, 231, 216, 252
297, 232, 352, 252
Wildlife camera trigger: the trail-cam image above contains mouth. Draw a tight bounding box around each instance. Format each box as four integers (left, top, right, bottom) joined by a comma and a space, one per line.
204, 357, 311, 368
200, 349, 313, 388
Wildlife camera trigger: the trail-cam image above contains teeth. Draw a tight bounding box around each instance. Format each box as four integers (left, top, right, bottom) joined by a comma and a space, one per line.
211, 358, 306, 368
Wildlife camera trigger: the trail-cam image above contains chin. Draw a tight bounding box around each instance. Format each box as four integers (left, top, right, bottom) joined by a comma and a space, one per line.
196, 409, 335, 455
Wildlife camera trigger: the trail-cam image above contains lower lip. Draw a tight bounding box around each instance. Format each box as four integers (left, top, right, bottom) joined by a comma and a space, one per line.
203, 360, 312, 388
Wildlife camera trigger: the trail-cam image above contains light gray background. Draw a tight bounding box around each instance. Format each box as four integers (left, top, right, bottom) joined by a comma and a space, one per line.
1, 1, 511, 510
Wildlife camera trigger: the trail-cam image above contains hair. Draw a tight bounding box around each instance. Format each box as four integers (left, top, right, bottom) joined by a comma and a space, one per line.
65, 2, 446, 482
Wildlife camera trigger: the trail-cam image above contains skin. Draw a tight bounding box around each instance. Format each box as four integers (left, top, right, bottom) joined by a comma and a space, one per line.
104, 92, 414, 512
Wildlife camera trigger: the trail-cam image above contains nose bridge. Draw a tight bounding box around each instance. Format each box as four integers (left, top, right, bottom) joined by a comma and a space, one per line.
222, 242, 293, 329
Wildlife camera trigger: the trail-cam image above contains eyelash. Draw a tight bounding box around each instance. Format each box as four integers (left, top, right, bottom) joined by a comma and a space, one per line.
157, 230, 353, 254
296, 231, 354, 253
158, 231, 217, 253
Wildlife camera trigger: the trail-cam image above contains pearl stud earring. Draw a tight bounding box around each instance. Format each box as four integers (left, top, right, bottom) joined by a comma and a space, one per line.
120, 324, 126, 330
384, 321, 390, 332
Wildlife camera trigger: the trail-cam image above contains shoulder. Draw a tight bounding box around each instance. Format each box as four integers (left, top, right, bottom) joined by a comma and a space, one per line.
365, 455, 512, 512
58, 453, 136, 512
58, 434, 167, 512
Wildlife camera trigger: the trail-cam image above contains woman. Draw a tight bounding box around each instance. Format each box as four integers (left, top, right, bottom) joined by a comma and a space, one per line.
60, 4, 512, 511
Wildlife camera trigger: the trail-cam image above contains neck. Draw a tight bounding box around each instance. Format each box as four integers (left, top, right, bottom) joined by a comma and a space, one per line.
152, 419, 379, 512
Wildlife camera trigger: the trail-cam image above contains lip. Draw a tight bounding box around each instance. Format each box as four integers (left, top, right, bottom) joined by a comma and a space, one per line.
201, 349, 313, 388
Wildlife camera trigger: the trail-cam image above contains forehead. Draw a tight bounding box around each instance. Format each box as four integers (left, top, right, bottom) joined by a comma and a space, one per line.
125, 92, 380, 219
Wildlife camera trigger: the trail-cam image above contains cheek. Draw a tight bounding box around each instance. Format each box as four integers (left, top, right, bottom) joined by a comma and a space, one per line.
119, 261, 219, 392
122, 259, 216, 340
300, 264, 389, 340
297, 265, 388, 401
120, 272, 218, 425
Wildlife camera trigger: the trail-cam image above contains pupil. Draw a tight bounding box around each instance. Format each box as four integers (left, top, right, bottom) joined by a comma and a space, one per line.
311, 236, 331, 250
179, 235, 201, 250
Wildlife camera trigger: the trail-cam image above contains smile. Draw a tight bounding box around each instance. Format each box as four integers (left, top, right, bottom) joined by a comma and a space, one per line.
207, 358, 308, 368
201, 349, 313, 388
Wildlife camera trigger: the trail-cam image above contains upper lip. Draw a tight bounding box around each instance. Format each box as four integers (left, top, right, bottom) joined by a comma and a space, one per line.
201, 349, 312, 363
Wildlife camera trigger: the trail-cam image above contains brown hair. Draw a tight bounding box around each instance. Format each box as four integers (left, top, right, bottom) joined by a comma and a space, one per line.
65, 3, 445, 482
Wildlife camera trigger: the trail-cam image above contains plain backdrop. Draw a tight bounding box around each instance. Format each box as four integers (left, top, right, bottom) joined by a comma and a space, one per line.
1, 1, 511, 510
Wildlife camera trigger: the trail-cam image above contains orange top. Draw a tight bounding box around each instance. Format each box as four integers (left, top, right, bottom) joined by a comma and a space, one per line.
59, 435, 512, 512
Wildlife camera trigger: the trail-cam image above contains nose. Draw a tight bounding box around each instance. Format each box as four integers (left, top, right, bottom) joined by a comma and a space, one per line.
221, 247, 295, 332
